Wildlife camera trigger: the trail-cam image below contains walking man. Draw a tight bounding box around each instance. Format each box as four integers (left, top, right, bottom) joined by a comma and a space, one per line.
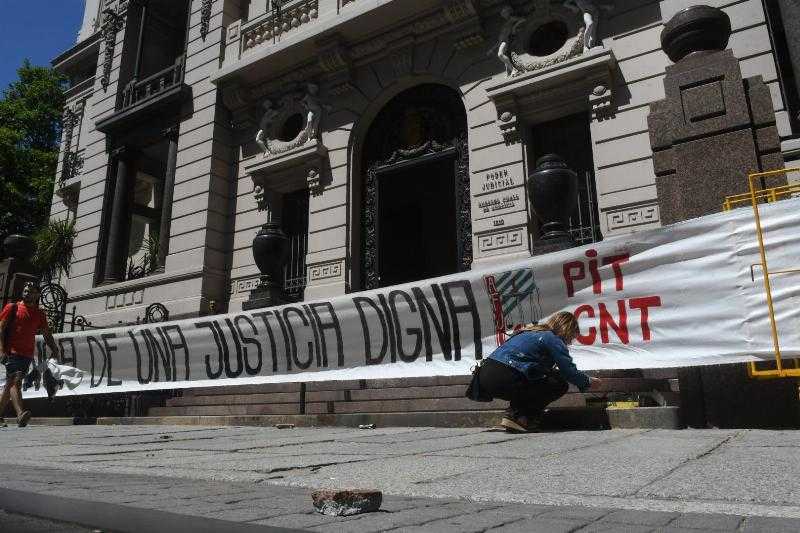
0, 283, 60, 427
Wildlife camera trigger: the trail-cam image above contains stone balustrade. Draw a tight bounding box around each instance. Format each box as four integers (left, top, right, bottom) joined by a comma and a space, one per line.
225, 0, 370, 65
120, 55, 185, 110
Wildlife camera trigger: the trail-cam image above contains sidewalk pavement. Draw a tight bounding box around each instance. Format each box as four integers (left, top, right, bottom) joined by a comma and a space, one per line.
1, 425, 799, 532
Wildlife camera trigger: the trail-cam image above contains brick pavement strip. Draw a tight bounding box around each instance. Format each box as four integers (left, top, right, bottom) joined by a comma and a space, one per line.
0, 509, 95, 533
2, 426, 800, 531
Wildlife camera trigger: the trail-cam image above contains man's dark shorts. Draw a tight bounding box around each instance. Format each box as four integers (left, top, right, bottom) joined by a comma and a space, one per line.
4, 355, 33, 377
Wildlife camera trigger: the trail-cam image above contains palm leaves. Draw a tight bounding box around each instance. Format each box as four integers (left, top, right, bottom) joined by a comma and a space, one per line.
32, 218, 76, 281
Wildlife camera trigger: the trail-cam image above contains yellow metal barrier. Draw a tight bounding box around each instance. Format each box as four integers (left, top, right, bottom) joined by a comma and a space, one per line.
724, 167, 800, 379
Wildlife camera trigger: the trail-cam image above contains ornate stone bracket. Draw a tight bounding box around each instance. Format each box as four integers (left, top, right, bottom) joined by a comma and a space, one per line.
60, 101, 86, 186
246, 141, 329, 206
200, 0, 212, 41
100, 7, 124, 92
486, 47, 617, 142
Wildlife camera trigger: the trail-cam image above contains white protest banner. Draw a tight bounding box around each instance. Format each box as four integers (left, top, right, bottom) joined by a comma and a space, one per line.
10, 196, 800, 398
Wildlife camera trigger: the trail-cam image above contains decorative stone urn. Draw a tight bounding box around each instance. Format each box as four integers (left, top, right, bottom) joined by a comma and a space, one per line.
660, 5, 731, 63
528, 154, 578, 253
0, 234, 38, 307
2, 234, 35, 262
243, 222, 290, 310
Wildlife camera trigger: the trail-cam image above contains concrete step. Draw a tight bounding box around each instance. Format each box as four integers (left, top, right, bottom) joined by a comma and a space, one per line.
100, 406, 682, 430
148, 373, 678, 429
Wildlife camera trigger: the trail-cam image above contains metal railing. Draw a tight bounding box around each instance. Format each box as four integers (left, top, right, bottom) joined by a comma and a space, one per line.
120, 55, 185, 110
723, 168, 800, 379
568, 170, 602, 246
282, 188, 309, 302
38, 282, 171, 333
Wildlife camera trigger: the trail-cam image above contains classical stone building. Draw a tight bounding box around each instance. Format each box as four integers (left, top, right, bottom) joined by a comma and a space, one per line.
49, 0, 799, 326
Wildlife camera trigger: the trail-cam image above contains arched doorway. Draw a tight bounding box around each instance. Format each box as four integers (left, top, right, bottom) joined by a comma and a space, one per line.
360, 84, 472, 290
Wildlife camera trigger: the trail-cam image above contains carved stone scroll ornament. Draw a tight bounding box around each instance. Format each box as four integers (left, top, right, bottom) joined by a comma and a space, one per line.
563, 0, 612, 52
487, 0, 611, 76
200, 0, 212, 41
306, 167, 322, 196
255, 83, 330, 157
486, 6, 526, 77
100, 8, 124, 92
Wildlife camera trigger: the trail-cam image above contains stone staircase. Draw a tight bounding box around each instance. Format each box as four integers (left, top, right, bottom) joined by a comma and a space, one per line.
140, 372, 681, 429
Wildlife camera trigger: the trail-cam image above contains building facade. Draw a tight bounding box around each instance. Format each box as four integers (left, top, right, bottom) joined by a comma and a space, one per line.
50, 0, 800, 326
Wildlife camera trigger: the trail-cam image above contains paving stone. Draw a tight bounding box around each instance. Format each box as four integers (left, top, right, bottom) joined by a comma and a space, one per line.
537, 506, 611, 522
386, 507, 562, 533
741, 516, 800, 532
486, 517, 587, 532
602, 509, 680, 526
255, 512, 339, 529
652, 526, 738, 533
668, 513, 744, 530
300, 502, 473, 532
0, 510, 94, 533
576, 523, 654, 532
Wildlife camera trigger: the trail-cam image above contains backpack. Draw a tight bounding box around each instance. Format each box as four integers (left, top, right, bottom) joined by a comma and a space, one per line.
1, 303, 18, 366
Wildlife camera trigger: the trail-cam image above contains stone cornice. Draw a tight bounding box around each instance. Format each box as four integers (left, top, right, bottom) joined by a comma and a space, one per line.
68, 266, 227, 302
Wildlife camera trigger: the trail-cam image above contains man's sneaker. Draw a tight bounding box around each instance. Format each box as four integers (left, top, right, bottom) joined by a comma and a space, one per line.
0, 418, 7, 428
17, 410, 32, 428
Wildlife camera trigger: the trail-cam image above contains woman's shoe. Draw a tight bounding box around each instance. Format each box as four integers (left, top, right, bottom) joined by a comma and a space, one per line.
501, 414, 542, 433
17, 410, 32, 428
501, 415, 531, 433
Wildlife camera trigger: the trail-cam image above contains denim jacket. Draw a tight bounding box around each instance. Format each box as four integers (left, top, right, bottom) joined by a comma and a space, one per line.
487, 330, 591, 391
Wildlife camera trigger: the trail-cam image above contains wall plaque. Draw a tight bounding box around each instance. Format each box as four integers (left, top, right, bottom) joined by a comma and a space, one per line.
478, 167, 518, 193
475, 188, 524, 218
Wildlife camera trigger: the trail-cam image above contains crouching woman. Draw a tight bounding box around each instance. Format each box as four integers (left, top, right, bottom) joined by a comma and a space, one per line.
479, 311, 601, 433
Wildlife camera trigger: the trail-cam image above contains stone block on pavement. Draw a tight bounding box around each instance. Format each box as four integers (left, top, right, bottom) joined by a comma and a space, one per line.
311, 488, 383, 516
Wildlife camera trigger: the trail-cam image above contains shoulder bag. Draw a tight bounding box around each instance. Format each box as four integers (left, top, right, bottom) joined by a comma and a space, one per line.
464, 360, 494, 402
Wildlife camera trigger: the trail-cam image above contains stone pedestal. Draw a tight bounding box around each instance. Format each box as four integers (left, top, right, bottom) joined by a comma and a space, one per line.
648, 6, 796, 428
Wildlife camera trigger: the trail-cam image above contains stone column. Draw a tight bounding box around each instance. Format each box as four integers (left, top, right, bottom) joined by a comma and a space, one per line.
157, 127, 179, 270
103, 147, 137, 283
648, 6, 796, 429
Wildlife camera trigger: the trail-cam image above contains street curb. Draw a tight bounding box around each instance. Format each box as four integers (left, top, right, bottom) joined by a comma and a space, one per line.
90, 406, 683, 429
0, 488, 307, 533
